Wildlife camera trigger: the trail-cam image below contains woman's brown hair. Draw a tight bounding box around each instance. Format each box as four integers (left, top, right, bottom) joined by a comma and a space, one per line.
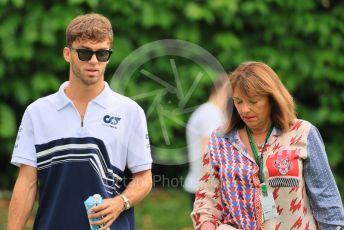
224, 61, 296, 133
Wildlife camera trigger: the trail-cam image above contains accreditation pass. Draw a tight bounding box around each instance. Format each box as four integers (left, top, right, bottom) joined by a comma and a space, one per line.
261, 191, 278, 221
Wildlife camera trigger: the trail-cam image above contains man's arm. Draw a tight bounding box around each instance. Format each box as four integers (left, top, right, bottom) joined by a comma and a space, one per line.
120, 169, 153, 207
8, 165, 37, 230
89, 169, 152, 230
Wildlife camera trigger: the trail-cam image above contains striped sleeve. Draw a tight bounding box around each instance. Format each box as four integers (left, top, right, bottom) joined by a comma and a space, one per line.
191, 131, 223, 229
304, 125, 344, 229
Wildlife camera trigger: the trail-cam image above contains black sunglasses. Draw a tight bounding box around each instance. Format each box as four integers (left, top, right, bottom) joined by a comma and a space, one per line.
69, 47, 112, 62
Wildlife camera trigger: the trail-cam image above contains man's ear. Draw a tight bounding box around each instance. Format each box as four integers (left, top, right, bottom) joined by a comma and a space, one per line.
63, 47, 71, 63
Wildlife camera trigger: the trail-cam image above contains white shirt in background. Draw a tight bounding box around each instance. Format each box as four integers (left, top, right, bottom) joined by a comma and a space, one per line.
184, 102, 224, 193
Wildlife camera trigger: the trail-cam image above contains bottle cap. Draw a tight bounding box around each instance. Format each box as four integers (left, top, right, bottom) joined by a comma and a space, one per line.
93, 194, 102, 200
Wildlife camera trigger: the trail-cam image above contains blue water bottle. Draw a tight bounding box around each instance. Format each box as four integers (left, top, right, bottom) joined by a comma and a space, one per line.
84, 194, 104, 230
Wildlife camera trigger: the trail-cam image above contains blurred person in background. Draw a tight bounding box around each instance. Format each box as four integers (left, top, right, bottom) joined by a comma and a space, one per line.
8, 13, 152, 230
183, 76, 228, 207
191, 61, 344, 229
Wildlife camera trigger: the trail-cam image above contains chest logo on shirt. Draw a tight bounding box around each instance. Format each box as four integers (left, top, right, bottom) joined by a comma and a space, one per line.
274, 153, 292, 175
266, 149, 301, 187
103, 115, 121, 128
266, 149, 300, 177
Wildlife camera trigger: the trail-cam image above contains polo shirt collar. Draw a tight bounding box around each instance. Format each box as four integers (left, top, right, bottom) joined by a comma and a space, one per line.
54, 81, 112, 110
53, 82, 71, 110
92, 82, 111, 108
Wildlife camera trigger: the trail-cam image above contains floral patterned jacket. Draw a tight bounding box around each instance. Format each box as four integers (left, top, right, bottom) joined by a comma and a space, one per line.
191, 120, 320, 230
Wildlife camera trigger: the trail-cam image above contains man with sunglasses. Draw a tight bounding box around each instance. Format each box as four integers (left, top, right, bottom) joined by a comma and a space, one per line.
8, 13, 152, 230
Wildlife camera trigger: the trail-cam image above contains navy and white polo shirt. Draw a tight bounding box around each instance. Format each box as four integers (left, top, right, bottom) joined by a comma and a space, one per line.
11, 81, 152, 230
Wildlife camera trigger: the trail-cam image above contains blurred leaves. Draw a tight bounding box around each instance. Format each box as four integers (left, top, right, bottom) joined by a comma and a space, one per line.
0, 103, 16, 138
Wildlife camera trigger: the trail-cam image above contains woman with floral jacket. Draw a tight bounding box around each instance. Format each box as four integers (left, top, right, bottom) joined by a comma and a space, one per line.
191, 61, 344, 230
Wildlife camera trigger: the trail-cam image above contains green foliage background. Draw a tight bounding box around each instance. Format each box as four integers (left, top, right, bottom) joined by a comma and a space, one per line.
0, 0, 344, 200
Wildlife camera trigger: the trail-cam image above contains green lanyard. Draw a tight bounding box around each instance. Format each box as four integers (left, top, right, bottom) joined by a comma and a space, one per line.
246, 125, 273, 194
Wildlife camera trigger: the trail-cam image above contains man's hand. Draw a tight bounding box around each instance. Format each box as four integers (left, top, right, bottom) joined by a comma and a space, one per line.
88, 196, 124, 230
88, 169, 152, 229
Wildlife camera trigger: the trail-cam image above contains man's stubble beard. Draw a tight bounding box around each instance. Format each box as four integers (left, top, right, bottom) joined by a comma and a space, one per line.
71, 62, 106, 86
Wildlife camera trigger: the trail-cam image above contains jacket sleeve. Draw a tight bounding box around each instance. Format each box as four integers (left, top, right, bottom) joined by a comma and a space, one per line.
191, 132, 223, 229
304, 125, 344, 229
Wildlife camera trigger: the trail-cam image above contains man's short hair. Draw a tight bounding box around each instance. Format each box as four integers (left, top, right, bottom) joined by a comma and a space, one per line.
66, 13, 113, 47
